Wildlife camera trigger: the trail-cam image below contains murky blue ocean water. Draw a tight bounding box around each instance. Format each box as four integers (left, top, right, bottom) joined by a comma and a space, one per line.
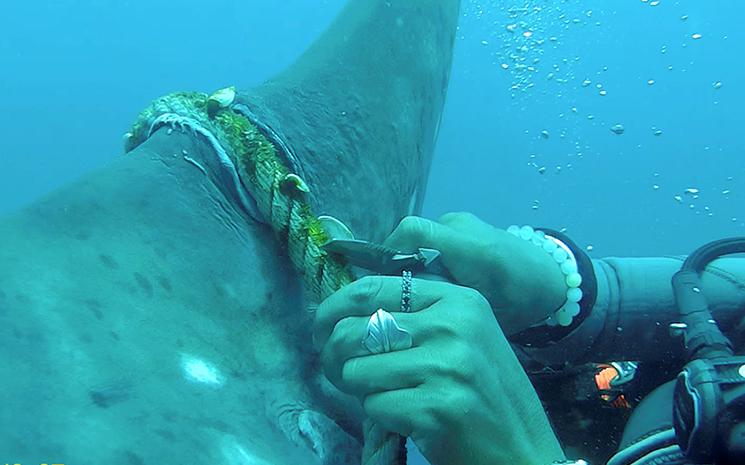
0, 1, 742, 464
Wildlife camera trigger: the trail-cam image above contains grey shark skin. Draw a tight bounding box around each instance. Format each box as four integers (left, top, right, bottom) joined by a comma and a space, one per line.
0, 0, 460, 464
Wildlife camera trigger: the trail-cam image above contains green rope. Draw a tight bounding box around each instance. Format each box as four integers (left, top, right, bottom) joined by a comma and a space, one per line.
124, 88, 354, 303
125, 88, 402, 465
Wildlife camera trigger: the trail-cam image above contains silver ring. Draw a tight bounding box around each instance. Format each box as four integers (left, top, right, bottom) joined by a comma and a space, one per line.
401, 270, 413, 313
362, 309, 413, 354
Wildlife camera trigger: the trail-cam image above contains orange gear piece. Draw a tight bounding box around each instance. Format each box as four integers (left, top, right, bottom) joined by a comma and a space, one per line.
595, 364, 631, 409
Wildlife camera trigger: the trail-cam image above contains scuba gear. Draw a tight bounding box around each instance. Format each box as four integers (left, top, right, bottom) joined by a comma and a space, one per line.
671, 238, 745, 464
595, 362, 638, 409
673, 357, 745, 463
529, 361, 638, 464
531, 362, 638, 409
608, 237, 745, 465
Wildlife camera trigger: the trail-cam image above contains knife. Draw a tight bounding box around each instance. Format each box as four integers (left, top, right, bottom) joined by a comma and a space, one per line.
322, 238, 455, 282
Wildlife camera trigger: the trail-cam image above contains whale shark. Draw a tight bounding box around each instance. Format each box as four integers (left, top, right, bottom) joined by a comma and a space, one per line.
0, 1, 460, 464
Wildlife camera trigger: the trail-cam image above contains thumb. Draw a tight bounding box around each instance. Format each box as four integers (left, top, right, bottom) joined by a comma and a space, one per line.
383, 216, 467, 264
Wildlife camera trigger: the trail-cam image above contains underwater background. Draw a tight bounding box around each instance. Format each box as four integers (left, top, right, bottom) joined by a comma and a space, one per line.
0, 1, 741, 464
2, 0, 743, 257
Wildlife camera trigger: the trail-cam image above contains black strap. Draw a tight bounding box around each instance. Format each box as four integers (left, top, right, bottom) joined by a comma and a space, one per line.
510, 228, 598, 348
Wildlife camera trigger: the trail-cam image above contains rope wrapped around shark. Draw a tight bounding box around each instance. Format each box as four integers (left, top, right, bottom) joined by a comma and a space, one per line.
124, 87, 407, 465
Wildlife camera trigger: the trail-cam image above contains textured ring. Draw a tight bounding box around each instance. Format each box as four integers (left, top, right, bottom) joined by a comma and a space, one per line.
362, 309, 413, 354
401, 270, 413, 313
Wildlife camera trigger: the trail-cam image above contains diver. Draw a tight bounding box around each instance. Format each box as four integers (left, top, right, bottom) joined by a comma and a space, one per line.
314, 213, 745, 465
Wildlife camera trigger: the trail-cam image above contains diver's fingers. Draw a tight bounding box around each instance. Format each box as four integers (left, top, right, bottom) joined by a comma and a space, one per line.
363, 381, 467, 439
338, 346, 441, 397
313, 275, 446, 350
362, 387, 421, 437
321, 308, 464, 392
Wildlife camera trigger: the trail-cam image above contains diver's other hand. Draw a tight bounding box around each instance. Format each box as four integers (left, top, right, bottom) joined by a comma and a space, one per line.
313, 276, 566, 465
383, 214, 566, 334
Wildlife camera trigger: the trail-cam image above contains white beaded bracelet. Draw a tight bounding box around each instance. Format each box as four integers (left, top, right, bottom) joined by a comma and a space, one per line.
507, 225, 583, 327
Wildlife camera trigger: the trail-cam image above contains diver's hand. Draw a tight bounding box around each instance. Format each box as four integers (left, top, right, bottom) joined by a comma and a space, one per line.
383, 214, 567, 334
313, 276, 565, 465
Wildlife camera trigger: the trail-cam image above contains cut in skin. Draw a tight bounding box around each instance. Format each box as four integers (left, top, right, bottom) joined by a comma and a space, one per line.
0, 1, 463, 464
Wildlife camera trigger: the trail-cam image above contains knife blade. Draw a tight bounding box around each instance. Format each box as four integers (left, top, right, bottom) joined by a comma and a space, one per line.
323, 239, 454, 281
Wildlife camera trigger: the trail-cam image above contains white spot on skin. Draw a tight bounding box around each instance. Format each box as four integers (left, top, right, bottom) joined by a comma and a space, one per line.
181, 354, 224, 386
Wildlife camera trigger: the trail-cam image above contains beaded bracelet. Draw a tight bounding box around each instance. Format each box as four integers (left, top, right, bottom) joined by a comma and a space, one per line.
507, 225, 583, 327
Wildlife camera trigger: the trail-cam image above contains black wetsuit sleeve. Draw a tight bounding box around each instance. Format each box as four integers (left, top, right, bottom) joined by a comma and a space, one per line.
514, 256, 745, 368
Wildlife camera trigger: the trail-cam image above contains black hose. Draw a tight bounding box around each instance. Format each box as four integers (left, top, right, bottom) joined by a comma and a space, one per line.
673, 237, 745, 362
682, 238, 745, 274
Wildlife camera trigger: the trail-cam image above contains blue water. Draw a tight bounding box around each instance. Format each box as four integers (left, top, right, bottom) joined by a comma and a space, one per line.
1, 1, 742, 464
2, 0, 743, 258
428, 0, 744, 258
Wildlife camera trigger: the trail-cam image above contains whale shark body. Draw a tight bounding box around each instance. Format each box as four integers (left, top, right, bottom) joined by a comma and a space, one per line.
0, 1, 460, 463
